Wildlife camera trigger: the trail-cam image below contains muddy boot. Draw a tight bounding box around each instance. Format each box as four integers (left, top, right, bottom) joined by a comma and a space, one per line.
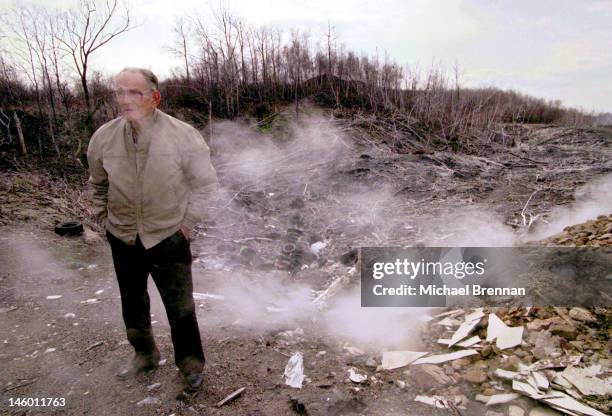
116, 348, 161, 380
178, 357, 204, 393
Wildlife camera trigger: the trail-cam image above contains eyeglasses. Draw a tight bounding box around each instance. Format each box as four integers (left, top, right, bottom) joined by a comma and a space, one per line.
113, 88, 152, 101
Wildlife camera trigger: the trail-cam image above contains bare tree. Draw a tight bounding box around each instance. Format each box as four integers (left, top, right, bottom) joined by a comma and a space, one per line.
168, 16, 192, 81
56, 0, 133, 141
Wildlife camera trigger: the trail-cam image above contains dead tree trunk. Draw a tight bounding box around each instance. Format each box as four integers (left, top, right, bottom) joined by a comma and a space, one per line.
13, 112, 27, 155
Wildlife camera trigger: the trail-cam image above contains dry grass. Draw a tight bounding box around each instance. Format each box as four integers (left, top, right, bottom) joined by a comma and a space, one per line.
0, 170, 98, 232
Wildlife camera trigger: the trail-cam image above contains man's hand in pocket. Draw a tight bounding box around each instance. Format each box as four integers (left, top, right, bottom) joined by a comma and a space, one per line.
180, 225, 191, 241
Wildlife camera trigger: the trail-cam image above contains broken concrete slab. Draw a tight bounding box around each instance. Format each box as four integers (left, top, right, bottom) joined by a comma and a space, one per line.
486, 313, 524, 349
560, 365, 612, 396
438, 335, 481, 348
380, 350, 428, 370
412, 349, 479, 365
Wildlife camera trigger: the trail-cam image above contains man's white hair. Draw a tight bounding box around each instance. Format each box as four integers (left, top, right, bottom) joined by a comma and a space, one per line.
117, 67, 159, 91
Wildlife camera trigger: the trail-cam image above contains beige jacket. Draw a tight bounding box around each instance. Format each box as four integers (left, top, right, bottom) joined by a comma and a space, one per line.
86, 109, 219, 249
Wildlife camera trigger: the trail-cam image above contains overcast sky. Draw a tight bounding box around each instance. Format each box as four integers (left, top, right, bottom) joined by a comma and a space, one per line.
3, 0, 612, 113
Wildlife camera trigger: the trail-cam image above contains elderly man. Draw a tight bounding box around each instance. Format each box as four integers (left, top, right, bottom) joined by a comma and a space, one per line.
86, 67, 218, 393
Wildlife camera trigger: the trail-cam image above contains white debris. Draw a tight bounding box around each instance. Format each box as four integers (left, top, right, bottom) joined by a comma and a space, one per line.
192, 292, 225, 300
561, 366, 612, 396
486, 313, 524, 349
448, 308, 484, 347
64, 313, 76, 319
412, 349, 479, 365
486, 314, 507, 342
147, 382, 161, 391
45, 348, 56, 353
94, 289, 104, 295
497, 326, 524, 349
80, 298, 99, 304
414, 395, 452, 409
136, 396, 160, 406
464, 308, 485, 322
309, 241, 327, 255
541, 392, 608, 416
381, 350, 428, 370
436, 317, 463, 327
438, 336, 481, 348
494, 368, 519, 380
46, 295, 62, 300
86, 264, 97, 270
512, 380, 553, 399
531, 371, 550, 391
347, 368, 367, 383
284, 352, 305, 388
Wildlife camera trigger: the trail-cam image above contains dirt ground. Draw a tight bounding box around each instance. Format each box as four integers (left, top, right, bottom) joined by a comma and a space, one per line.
0, 106, 610, 415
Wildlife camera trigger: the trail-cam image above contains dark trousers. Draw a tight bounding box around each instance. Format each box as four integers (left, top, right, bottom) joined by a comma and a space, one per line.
106, 229, 204, 374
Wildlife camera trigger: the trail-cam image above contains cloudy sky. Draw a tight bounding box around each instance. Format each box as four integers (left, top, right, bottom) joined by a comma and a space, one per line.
4, 0, 612, 112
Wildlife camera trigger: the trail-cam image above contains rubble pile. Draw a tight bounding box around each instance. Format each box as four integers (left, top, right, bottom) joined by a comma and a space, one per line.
412, 306, 611, 415
537, 215, 612, 247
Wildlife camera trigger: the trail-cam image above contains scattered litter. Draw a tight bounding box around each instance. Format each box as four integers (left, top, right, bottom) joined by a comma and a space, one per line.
94, 289, 104, 295
136, 396, 160, 406
147, 383, 161, 391
348, 368, 367, 383
86, 264, 97, 270
284, 352, 305, 388
216, 387, 246, 407
44, 348, 56, 353
85, 341, 104, 351
414, 395, 452, 409
46, 295, 62, 300
158, 359, 167, 366
192, 292, 225, 300
80, 298, 99, 304
412, 349, 478, 365
381, 350, 428, 370
309, 241, 327, 255
64, 313, 76, 319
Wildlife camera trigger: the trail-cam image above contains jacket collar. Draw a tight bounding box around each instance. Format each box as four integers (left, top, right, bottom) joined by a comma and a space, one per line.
124, 109, 160, 146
